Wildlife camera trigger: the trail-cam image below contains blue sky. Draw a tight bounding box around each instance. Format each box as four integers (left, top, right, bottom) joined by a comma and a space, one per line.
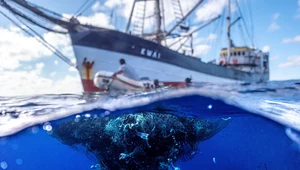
0, 0, 299, 96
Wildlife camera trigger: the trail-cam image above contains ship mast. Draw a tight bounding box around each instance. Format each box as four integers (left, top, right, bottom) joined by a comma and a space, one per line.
227, 0, 231, 64
154, 0, 162, 44
126, 0, 206, 48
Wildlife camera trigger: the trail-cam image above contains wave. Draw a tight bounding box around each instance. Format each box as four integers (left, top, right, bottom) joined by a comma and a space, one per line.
0, 80, 300, 137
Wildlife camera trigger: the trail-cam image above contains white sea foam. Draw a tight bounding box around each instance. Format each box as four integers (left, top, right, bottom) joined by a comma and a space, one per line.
0, 80, 299, 137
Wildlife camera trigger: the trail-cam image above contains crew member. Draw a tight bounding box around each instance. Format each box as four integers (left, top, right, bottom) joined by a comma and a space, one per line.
112, 58, 139, 80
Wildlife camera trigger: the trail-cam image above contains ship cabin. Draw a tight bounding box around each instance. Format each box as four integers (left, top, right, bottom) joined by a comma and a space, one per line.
218, 46, 269, 73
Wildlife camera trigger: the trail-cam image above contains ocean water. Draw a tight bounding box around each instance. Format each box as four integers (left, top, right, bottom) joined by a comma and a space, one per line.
0, 80, 300, 170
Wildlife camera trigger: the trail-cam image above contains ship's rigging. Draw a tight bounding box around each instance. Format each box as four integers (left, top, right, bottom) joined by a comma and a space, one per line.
0, 0, 256, 66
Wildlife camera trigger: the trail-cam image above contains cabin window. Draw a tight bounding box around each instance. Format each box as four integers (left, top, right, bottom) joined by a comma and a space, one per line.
242, 52, 245, 55
238, 52, 241, 56
233, 52, 236, 56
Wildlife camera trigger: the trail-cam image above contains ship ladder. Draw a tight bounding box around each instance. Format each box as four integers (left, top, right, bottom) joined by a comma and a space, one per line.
132, 1, 146, 36
172, 0, 189, 32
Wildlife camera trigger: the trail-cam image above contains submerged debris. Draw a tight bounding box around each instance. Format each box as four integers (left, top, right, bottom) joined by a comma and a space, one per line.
52, 112, 230, 170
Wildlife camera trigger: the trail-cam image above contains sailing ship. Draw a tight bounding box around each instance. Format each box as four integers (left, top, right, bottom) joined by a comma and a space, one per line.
0, 0, 269, 93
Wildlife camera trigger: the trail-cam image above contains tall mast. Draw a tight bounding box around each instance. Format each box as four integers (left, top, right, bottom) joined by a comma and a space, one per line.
155, 0, 162, 44
227, 0, 231, 63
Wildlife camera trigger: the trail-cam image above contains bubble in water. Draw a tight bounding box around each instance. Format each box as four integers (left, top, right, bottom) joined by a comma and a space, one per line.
31, 126, 39, 134
213, 157, 217, 164
208, 104, 213, 109
0, 162, 8, 169
104, 111, 110, 116
85, 114, 91, 118
45, 125, 52, 131
0, 138, 7, 146
12, 144, 19, 150
16, 158, 23, 165
43, 123, 52, 131
90, 164, 100, 169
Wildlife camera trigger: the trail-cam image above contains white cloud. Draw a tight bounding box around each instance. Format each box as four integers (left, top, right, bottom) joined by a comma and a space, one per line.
78, 13, 113, 28
71, 58, 76, 64
50, 72, 56, 77
54, 60, 59, 65
92, 1, 104, 11
295, 0, 300, 19
207, 34, 217, 41
63, 12, 113, 29
193, 34, 216, 57
195, 0, 227, 22
279, 56, 300, 68
282, 35, 300, 43
0, 69, 82, 96
104, 0, 125, 8
273, 13, 280, 20
51, 75, 82, 94
270, 55, 279, 61
0, 27, 52, 70
268, 13, 280, 31
43, 31, 74, 58
194, 33, 217, 44
36, 62, 45, 70
262, 45, 270, 52
268, 23, 280, 31
0, 69, 53, 96
194, 44, 211, 56
68, 66, 77, 72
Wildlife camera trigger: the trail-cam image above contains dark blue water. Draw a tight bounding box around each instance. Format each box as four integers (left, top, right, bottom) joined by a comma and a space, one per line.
1, 80, 300, 170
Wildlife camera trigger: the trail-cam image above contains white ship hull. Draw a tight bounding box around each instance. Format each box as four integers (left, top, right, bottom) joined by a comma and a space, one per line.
74, 45, 241, 82
73, 45, 251, 92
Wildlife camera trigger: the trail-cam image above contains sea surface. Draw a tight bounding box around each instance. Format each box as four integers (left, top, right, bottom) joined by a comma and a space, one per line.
0, 80, 300, 170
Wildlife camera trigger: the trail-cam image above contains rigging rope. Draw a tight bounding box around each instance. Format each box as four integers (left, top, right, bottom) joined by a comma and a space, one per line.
238, 21, 248, 46
26, 1, 68, 20
73, 0, 96, 18
247, 0, 255, 47
234, 0, 254, 48
73, 0, 91, 17
0, 0, 68, 34
0, 10, 77, 68
209, 13, 224, 61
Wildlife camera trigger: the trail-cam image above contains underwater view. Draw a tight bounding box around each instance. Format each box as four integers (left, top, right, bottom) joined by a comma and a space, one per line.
1, 81, 300, 170
1, 0, 300, 169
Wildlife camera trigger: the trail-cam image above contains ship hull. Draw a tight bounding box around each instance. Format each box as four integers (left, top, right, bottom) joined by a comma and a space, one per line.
74, 45, 239, 92
69, 26, 269, 92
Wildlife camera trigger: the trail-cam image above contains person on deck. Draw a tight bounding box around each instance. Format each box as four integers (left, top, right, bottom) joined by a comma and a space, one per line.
112, 58, 139, 81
